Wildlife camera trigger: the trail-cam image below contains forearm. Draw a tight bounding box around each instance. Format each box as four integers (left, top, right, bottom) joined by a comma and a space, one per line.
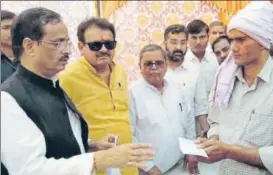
227, 145, 264, 168
197, 114, 210, 133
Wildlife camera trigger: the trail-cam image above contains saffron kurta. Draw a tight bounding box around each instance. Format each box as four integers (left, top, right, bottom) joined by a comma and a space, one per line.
59, 57, 137, 175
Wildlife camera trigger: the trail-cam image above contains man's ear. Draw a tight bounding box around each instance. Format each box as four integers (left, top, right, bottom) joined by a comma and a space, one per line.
22, 38, 35, 57
78, 42, 85, 54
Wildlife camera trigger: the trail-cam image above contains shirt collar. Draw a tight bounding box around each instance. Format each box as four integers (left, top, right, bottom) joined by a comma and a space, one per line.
141, 77, 169, 92
257, 56, 273, 83
168, 61, 189, 71
186, 48, 211, 62
80, 56, 116, 74
51, 76, 59, 88
18, 64, 59, 90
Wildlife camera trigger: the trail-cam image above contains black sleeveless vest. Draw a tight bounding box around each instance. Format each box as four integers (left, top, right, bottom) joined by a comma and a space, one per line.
1, 65, 89, 175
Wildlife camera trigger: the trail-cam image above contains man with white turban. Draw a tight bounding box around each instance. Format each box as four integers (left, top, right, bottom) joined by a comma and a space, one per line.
194, 1, 273, 175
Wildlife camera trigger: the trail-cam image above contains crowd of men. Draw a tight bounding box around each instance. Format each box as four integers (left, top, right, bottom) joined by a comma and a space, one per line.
1, 1, 273, 175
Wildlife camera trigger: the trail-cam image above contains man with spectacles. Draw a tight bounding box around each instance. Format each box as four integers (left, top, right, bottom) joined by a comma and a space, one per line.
1, 10, 17, 83
59, 17, 138, 175
130, 44, 196, 175
1, 8, 155, 175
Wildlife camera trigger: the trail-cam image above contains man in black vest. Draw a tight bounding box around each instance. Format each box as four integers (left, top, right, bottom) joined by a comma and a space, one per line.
1, 7, 154, 175
1, 10, 18, 83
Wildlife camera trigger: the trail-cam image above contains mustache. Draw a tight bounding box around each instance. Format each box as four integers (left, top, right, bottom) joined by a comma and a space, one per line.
96, 51, 110, 57
60, 54, 69, 60
173, 50, 183, 55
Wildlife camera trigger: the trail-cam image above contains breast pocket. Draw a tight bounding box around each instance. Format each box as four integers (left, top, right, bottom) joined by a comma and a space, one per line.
242, 110, 273, 147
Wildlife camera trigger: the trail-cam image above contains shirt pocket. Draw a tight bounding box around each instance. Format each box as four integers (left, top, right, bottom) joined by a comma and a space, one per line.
241, 110, 273, 147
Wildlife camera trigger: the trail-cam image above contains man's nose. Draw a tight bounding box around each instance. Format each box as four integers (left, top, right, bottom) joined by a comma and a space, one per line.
100, 44, 108, 52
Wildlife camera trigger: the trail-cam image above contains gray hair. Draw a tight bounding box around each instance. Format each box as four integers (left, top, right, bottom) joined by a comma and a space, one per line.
139, 44, 167, 63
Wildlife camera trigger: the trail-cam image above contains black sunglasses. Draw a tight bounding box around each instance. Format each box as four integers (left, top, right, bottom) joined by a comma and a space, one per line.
86, 40, 117, 51
143, 60, 165, 69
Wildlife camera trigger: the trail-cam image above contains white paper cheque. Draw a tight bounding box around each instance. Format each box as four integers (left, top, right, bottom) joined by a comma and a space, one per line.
179, 137, 208, 157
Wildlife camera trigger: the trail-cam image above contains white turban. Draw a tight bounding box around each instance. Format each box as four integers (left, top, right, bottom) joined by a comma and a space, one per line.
227, 1, 273, 49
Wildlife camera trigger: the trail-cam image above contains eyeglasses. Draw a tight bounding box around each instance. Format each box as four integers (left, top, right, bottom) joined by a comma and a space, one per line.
86, 40, 117, 51
143, 60, 165, 69
39, 39, 72, 50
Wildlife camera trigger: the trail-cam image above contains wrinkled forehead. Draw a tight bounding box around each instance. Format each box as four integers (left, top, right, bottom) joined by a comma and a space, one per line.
210, 25, 226, 32
141, 50, 166, 62
214, 39, 230, 51
42, 21, 69, 40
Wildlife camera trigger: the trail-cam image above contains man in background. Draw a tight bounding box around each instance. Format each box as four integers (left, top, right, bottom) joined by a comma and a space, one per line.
184, 19, 218, 71
1, 10, 17, 83
194, 35, 231, 137
164, 24, 199, 116
184, 19, 218, 136
211, 35, 231, 65
208, 21, 226, 46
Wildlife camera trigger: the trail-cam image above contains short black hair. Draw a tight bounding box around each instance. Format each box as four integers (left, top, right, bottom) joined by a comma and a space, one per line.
211, 35, 231, 53
11, 7, 61, 60
1, 10, 16, 21
164, 24, 188, 40
139, 44, 167, 64
77, 17, 116, 43
187, 19, 209, 34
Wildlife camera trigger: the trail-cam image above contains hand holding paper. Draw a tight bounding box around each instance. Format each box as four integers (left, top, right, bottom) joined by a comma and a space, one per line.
179, 137, 208, 157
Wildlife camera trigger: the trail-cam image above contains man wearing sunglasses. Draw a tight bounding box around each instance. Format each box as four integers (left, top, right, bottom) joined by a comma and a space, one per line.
59, 18, 138, 175
130, 44, 196, 175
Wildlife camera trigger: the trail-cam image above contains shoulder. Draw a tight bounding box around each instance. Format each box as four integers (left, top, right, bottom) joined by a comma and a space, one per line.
58, 58, 84, 82
129, 78, 145, 91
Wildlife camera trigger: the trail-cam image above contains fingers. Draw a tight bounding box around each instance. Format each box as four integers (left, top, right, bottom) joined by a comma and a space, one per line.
127, 161, 147, 169
104, 142, 115, 149
131, 148, 155, 156
194, 137, 207, 144
196, 156, 213, 164
107, 134, 118, 143
204, 144, 218, 156
130, 143, 152, 149
188, 162, 199, 175
197, 139, 216, 149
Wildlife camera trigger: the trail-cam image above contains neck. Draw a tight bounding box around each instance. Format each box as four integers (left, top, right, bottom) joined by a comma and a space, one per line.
243, 51, 269, 86
93, 64, 110, 75
154, 81, 164, 94
167, 60, 183, 69
1, 45, 14, 62
193, 50, 206, 62
21, 57, 54, 79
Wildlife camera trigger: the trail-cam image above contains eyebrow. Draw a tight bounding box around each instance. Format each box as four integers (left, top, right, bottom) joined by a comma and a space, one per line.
170, 39, 187, 42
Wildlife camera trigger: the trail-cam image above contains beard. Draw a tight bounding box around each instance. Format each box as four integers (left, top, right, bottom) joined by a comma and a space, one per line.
166, 48, 187, 62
